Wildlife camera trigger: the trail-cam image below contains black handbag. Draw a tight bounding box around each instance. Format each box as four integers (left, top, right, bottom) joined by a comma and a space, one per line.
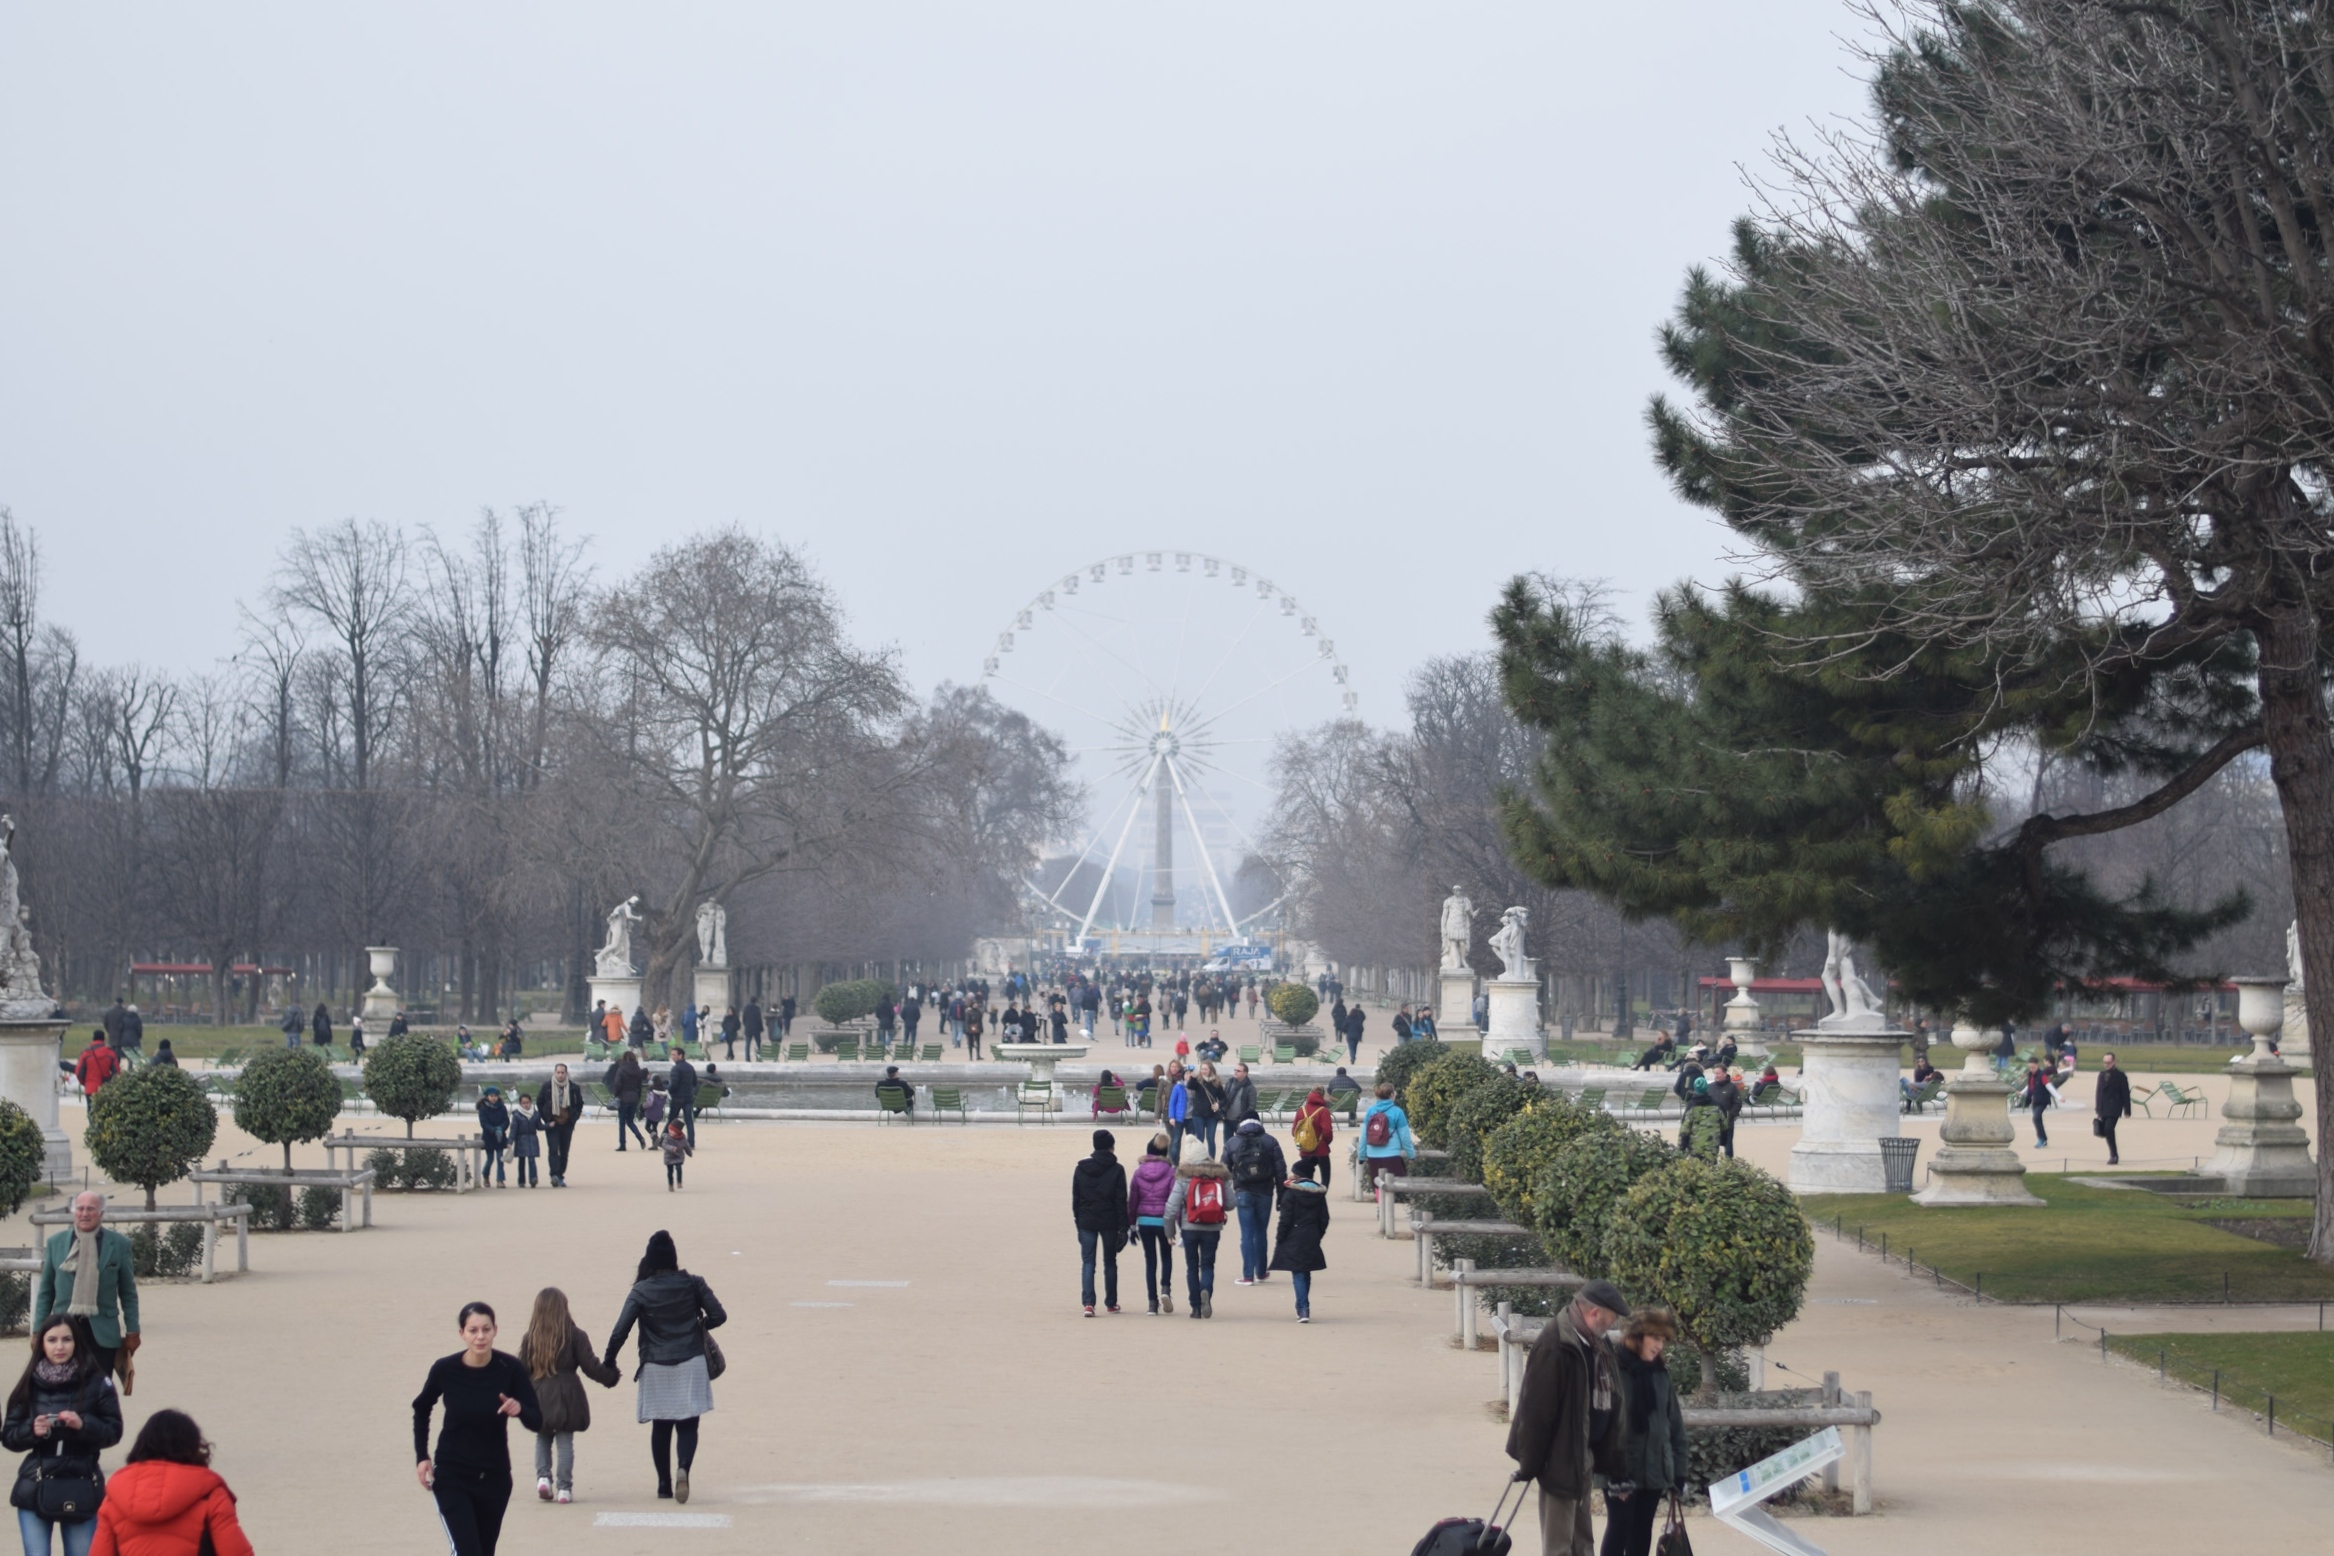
1654, 1493, 1693, 1556
2091, 1116, 2105, 1137
700, 1324, 726, 1381
30, 1463, 101, 1522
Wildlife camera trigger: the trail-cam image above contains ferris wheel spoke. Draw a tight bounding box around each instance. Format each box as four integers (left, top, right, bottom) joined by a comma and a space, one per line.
1043, 606, 1166, 701
985, 672, 1119, 730
1179, 595, 1271, 713
1179, 764, 1272, 859
1182, 654, 1335, 741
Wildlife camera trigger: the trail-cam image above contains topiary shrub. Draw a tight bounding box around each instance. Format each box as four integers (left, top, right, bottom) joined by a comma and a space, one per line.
1479, 1096, 1601, 1224
85, 1065, 218, 1209
298, 1184, 341, 1230
1406, 1051, 1502, 1148
238, 1183, 298, 1232
1372, 1037, 1445, 1098
1531, 1122, 1676, 1276
813, 980, 891, 1026
363, 1034, 463, 1137
233, 1048, 344, 1170
1265, 983, 1320, 1027
1445, 1076, 1543, 1184
0, 1099, 46, 1218
1603, 1156, 1815, 1400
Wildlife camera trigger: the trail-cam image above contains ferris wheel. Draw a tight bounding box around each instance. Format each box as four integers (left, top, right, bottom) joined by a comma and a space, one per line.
981, 551, 1357, 943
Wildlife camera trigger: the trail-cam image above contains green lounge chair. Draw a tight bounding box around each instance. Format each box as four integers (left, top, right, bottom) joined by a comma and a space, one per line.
930, 1085, 969, 1124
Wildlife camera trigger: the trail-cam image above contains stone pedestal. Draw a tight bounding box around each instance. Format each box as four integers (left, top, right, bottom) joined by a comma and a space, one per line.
0, 1019, 71, 1179
2204, 979, 2316, 1197
1438, 968, 1476, 1037
1485, 979, 1544, 1058
1914, 1028, 2040, 1207
589, 975, 643, 1024
360, 946, 400, 1028
996, 1042, 1089, 1110
692, 965, 732, 1019
1722, 956, 1770, 1061
1788, 1028, 1907, 1194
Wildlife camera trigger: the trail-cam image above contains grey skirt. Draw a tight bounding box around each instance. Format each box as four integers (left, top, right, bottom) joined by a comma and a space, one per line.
636, 1354, 714, 1422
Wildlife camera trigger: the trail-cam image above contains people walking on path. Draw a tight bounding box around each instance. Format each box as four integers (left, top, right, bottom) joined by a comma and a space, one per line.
1268, 1156, 1330, 1321
518, 1288, 618, 1506
72, 1035, 119, 1101
720, 1008, 741, 1061
2094, 1052, 2132, 1166
1344, 1003, 1366, 1064
1126, 1133, 1177, 1315
2022, 1059, 2053, 1147
1222, 1064, 1259, 1135
1507, 1280, 1631, 1556
1071, 1130, 1129, 1316
659, 1119, 693, 1192
310, 1002, 332, 1048
4, 1314, 123, 1556
1292, 1086, 1335, 1188
536, 1066, 582, 1188
476, 1087, 510, 1188
1163, 1063, 1190, 1163
1360, 1083, 1417, 1191
1186, 1064, 1225, 1159
667, 1047, 699, 1149
963, 1004, 983, 1061
34, 1194, 139, 1380
1163, 1140, 1230, 1320
1599, 1307, 1689, 1556
601, 1232, 726, 1504
1223, 1118, 1287, 1286
607, 1052, 648, 1152
87, 1409, 253, 1556
741, 999, 764, 1062
508, 1094, 542, 1188
412, 1301, 542, 1556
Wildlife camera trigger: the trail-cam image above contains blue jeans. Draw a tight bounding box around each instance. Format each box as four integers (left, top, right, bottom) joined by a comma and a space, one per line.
1194, 1120, 1220, 1157
18, 1509, 96, 1556
1235, 1188, 1271, 1279
1182, 1230, 1220, 1307
1078, 1228, 1120, 1308
1291, 1269, 1312, 1316
482, 1143, 506, 1183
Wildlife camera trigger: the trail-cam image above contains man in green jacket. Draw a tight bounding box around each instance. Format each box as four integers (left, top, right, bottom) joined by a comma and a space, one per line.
34, 1191, 141, 1375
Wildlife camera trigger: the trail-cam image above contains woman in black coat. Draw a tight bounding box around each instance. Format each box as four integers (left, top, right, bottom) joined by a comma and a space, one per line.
1344, 1004, 1366, 1064
603, 1231, 727, 1504
607, 1051, 649, 1151
1267, 1157, 1331, 1322
2, 1315, 122, 1554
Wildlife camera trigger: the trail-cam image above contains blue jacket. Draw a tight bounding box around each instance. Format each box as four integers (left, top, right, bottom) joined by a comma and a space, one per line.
1361, 1099, 1416, 1159
1167, 1081, 1189, 1125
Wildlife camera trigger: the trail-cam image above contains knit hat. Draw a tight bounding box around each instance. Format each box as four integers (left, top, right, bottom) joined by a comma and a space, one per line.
1179, 1139, 1209, 1168
639, 1230, 678, 1280
1093, 1129, 1115, 1151
1148, 1132, 1171, 1156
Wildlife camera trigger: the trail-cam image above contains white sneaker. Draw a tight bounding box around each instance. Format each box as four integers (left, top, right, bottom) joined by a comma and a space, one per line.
537, 1477, 553, 1501
555, 1489, 572, 1505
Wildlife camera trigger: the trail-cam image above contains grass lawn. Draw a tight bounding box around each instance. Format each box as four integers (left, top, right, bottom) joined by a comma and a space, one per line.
1804, 1174, 2334, 1304
70, 1024, 589, 1064
2104, 1331, 2334, 1439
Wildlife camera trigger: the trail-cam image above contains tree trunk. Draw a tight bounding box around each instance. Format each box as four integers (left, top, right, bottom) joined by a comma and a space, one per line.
282, 1141, 293, 1172
144, 1185, 156, 1211
2251, 600, 2334, 1263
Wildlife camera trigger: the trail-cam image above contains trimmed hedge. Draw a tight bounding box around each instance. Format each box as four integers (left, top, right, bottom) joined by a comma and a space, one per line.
1445, 1075, 1544, 1184
1406, 1051, 1502, 1148
813, 980, 892, 1026
1371, 1038, 1446, 1099
232, 1048, 344, 1170
1265, 984, 1320, 1027
86, 1065, 218, 1210
1478, 1096, 1603, 1226
1531, 1123, 1676, 1276
363, 1035, 462, 1136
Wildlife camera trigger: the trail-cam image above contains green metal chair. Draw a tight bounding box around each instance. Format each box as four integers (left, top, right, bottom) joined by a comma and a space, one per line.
930, 1085, 969, 1124
875, 1084, 916, 1124
1273, 1043, 1297, 1065
1576, 1087, 1606, 1111
1238, 1045, 1262, 1066
921, 1044, 944, 1063
786, 1041, 810, 1062
1094, 1083, 1134, 1124
1017, 1080, 1054, 1125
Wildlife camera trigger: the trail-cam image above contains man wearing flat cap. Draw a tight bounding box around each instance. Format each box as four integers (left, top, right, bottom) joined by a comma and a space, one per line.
1507, 1278, 1630, 1556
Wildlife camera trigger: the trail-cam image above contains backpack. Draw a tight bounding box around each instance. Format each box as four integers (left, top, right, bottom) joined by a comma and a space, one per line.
1366, 1107, 1393, 1149
1187, 1176, 1227, 1225
1292, 1108, 1322, 1154
1230, 1137, 1276, 1189
644, 1092, 667, 1126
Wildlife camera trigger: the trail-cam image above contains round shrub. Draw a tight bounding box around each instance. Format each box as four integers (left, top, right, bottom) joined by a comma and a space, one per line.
298, 1184, 342, 1230
1265, 983, 1320, 1027
1372, 1038, 1445, 1098
1445, 1075, 1543, 1184
363, 1034, 463, 1136
1405, 1051, 1502, 1149
813, 979, 891, 1026
1479, 1096, 1602, 1224
232, 1047, 344, 1170
1603, 1156, 1815, 1399
1679, 1105, 1724, 1161
238, 1183, 297, 1231
85, 1065, 218, 1209
1532, 1122, 1676, 1277
0, 1098, 47, 1218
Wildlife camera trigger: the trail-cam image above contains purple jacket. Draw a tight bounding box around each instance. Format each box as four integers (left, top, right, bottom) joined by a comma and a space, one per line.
1127, 1156, 1176, 1222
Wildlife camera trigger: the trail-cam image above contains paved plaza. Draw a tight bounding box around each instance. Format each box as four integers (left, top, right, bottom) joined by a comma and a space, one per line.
0, 1059, 2324, 1554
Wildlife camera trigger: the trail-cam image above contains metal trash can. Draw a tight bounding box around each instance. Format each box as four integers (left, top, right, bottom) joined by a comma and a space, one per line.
1878, 1136, 1921, 1193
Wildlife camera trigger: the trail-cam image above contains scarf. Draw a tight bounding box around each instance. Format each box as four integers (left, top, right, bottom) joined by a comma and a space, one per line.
31, 1359, 75, 1389
65, 1230, 101, 1317
551, 1077, 572, 1117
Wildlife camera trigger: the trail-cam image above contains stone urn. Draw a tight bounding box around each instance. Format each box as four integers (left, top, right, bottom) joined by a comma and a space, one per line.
996, 1041, 1090, 1110
1722, 956, 1768, 1060
361, 946, 400, 1026
1913, 1019, 2040, 1207
2201, 977, 2315, 1197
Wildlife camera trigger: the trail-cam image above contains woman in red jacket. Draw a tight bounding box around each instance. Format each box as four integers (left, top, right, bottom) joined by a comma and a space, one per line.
89, 1410, 252, 1556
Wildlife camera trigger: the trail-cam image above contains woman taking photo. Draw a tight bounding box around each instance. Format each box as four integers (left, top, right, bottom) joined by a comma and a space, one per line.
519, 1288, 618, 1505
86, 1409, 253, 1556
412, 1301, 543, 1556
2, 1315, 120, 1556
602, 1231, 726, 1503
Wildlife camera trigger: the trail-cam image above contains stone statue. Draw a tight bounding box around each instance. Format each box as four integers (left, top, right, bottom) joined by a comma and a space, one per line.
1489, 905, 1533, 983
1438, 886, 1474, 970
595, 896, 643, 979
2289, 919, 2305, 990
1816, 929, 1886, 1031
0, 817, 50, 1017
695, 900, 728, 968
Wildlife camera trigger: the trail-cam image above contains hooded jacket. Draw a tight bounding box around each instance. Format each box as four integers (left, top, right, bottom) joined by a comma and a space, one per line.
1071, 1151, 1129, 1234
87, 1459, 254, 1556
1162, 1159, 1233, 1237
1126, 1155, 1176, 1222
1267, 1178, 1329, 1273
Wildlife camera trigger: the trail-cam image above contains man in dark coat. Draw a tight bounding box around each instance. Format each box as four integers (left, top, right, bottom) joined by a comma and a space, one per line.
1070, 1130, 1129, 1316
742, 998, 764, 1060
1221, 1063, 1260, 1134
1507, 1279, 1630, 1556
2094, 1051, 2133, 1166
667, 1045, 701, 1148
103, 997, 127, 1047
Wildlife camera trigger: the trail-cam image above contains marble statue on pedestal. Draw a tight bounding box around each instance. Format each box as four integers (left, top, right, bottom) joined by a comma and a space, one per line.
0, 819, 50, 1019
2286, 919, 2313, 1058
1816, 929, 1886, 1032
695, 899, 728, 967
1490, 906, 1533, 983
596, 896, 643, 979
1439, 887, 1474, 970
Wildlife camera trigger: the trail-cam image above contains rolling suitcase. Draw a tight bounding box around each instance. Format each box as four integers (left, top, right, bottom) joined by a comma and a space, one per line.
1410, 1476, 1527, 1555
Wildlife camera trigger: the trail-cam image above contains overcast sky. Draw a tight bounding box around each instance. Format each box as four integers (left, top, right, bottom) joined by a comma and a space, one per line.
0, 3, 1873, 729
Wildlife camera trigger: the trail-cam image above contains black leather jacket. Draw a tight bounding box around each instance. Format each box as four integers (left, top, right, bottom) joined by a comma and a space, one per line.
2, 1369, 122, 1497
603, 1271, 727, 1369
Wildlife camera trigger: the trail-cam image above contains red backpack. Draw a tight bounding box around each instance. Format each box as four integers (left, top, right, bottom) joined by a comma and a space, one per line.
1186, 1176, 1227, 1226
1366, 1108, 1393, 1149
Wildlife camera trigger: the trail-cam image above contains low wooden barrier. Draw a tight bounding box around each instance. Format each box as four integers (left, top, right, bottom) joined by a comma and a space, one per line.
322, 1132, 486, 1192
189, 1161, 376, 1232
27, 1205, 254, 1281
